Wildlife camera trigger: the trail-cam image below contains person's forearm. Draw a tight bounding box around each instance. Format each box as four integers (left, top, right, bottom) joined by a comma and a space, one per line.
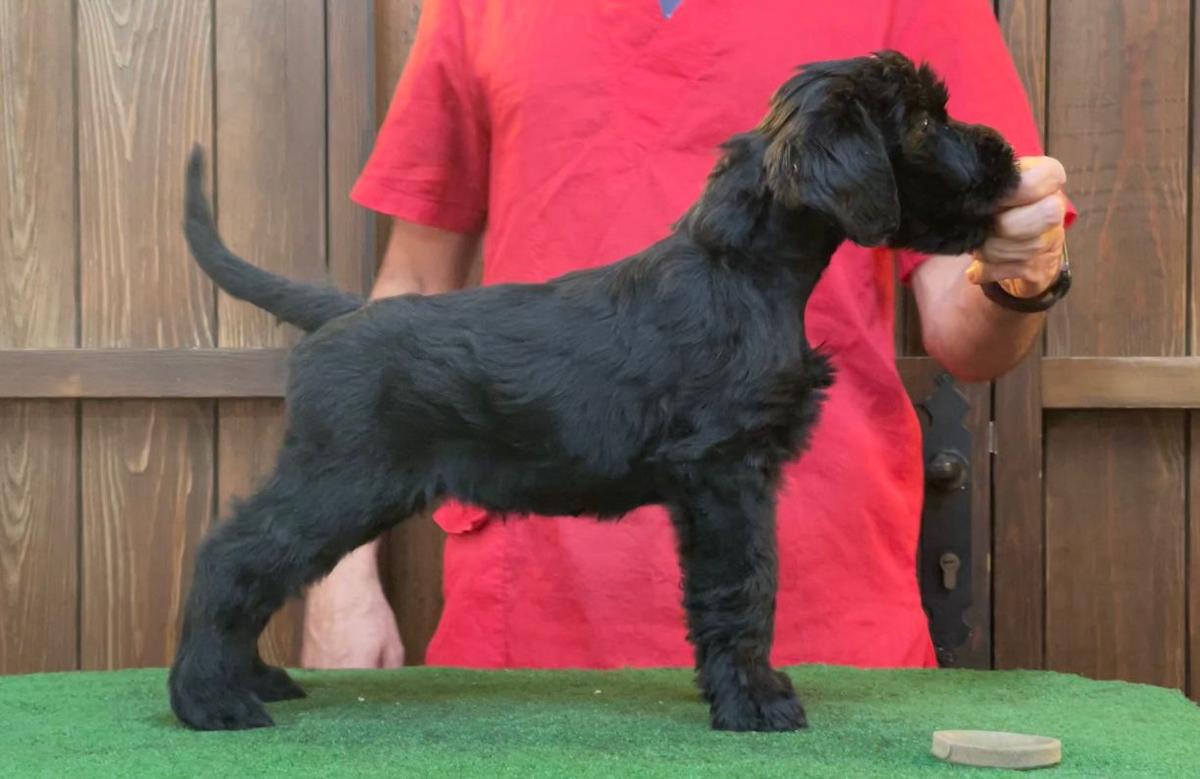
918, 254, 1046, 383
371, 218, 480, 299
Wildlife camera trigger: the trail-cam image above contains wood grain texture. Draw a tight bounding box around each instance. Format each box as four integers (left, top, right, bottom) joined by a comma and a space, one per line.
1189, 413, 1198, 698
0, 402, 78, 673
1045, 0, 1189, 358
0, 0, 80, 673
375, 0, 422, 119
992, 350, 1045, 670
0, 348, 288, 398
78, 0, 214, 350
214, 0, 327, 668
1042, 357, 1200, 408
1, 0, 77, 350
1040, 0, 1191, 691
1045, 411, 1186, 688
80, 400, 214, 669
328, 0, 378, 296
372, 0, 423, 257
1192, 6, 1199, 702
1193, 3, 1199, 356
214, 0, 326, 347
997, 0, 1047, 131
77, 0, 215, 669
992, 0, 1047, 671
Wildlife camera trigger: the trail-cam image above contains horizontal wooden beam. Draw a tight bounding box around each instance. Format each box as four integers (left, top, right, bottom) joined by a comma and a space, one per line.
14, 351, 1194, 409
0, 349, 944, 401
1042, 357, 1200, 409
0, 349, 288, 398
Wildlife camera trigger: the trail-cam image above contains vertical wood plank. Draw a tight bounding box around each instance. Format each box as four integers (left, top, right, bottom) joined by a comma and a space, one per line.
963, 379, 993, 670
992, 0, 1048, 671
375, 0, 423, 119
997, 0, 1047, 131
328, 0, 377, 297
0, 399, 77, 672
0, 0, 78, 350
1041, 0, 1191, 690
1189, 413, 1198, 698
1046, 410, 1186, 688
78, 0, 215, 669
1189, 0, 1199, 702
214, 0, 327, 667
1194, 0, 1200, 355
80, 401, 214, 668
373, 0, 447, 665
1191, 1, 1200, 702
372, 0, 423, 259
0, 0, 79, 673
1045, 0, 1189, 359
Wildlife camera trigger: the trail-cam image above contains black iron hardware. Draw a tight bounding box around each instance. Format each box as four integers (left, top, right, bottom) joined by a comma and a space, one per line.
916, 373, 973, 667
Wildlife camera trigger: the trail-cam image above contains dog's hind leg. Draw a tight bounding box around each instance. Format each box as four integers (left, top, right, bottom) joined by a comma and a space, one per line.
670, 472, 806, 732
169, 449, 413, 730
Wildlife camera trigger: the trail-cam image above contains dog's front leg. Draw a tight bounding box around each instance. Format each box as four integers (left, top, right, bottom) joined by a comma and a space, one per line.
670, 475, 806, 732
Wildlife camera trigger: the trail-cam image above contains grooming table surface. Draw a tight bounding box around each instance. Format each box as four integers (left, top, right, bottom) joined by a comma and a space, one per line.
3, 665, 1198, 777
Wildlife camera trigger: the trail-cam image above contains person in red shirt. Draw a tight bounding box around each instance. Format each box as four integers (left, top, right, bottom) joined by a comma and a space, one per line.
302, 0, 1075, 671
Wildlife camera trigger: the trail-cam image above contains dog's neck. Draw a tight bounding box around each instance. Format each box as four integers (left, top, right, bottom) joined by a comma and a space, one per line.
677, 134, 844, 301
681, 189, 840, 304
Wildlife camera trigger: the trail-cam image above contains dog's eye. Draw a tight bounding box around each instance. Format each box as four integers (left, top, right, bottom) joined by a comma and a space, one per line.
918, 116, 930, 131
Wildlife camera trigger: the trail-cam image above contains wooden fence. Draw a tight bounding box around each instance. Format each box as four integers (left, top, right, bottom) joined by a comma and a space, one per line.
1, 0, 1198, 698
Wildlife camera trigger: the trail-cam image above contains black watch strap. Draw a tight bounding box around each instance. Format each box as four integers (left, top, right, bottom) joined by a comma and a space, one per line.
981, 245, 1071, 314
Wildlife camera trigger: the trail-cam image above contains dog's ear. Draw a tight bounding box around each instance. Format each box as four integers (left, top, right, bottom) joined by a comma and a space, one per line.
760, 67, 900, 247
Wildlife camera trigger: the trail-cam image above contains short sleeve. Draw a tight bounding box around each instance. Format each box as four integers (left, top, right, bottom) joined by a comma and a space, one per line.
350, 0, 489, 233
886, 0, 1076, 282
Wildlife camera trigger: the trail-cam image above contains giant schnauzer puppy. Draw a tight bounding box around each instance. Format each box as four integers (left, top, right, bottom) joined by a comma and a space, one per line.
170, 50, 1018, 732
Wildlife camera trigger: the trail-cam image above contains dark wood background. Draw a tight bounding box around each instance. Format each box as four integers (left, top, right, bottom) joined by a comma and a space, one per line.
2, 0, 1198, 698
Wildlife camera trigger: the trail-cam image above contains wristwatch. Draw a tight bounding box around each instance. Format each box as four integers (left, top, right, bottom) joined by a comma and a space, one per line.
981, 244, 1071, 313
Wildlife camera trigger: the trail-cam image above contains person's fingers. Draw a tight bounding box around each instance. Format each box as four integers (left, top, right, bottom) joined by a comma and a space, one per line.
993, 194, 1067, 240
1000, 156, 1067, 208
981, 225, 1065, 263
965, 257, 1028, 285
966, 250, 1061, 289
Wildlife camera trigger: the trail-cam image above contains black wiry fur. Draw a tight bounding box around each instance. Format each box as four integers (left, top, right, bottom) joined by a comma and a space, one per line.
169, 51, 1018, 732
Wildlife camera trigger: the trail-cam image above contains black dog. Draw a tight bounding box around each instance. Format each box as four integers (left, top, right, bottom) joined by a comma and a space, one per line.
170, 50, 1017, 733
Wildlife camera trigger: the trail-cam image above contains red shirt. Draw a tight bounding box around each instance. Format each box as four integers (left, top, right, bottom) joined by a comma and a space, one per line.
353, 0, 1052, 669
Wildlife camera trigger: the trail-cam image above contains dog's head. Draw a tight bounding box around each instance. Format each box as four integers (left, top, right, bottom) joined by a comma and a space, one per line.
739, 51, 1019, 255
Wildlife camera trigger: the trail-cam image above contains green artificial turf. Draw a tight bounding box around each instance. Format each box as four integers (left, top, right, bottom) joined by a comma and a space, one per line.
2, 665, 1198, 777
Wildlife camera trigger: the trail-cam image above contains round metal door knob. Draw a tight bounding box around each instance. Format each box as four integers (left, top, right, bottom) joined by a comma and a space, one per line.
926, 450, 968, 491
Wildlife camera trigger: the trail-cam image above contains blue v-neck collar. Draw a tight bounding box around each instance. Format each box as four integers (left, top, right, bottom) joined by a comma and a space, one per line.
658, 0, 684, 19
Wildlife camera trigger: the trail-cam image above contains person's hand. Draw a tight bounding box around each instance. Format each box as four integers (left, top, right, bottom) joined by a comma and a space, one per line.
966, 156, 1068, 299
301, 544, 405, 669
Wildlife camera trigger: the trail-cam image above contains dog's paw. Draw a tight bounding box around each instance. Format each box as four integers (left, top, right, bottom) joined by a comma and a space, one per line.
171, 682, 274, 731
170, 654, 275, 731
708, 670, 808, 732
247, 663, 306, 703
710, 692, 808, 732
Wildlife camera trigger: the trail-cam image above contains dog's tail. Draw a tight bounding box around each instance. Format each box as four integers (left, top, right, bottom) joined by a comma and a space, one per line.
184, 145, 364, 333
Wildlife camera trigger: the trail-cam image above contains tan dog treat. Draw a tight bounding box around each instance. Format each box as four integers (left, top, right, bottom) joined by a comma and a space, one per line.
932, 730, 1062, 769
